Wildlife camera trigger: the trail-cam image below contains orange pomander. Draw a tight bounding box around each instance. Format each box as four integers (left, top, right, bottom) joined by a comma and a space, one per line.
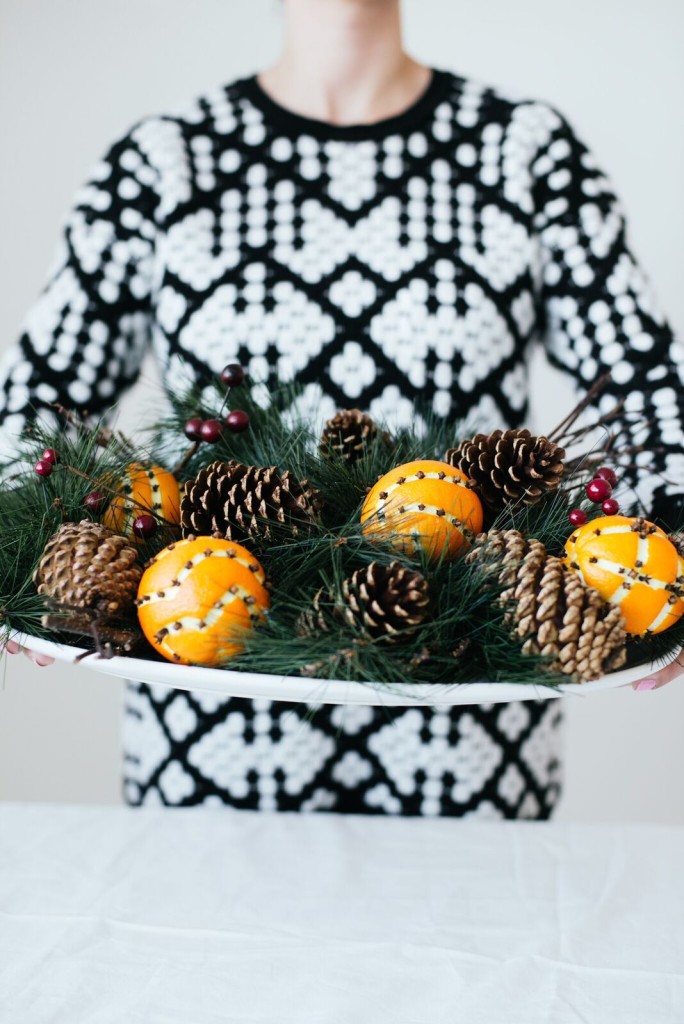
564, 515, 684, 635
137, 536, 270, 665
361, 459, 483, 561
103, 463, 180, 539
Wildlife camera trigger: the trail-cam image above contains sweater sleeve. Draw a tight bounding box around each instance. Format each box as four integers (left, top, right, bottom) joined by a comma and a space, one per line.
530, 106, 684, 527
0, 129, 160, 463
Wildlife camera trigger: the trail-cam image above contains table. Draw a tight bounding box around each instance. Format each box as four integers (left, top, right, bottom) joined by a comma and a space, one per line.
0, 805, 682, 1023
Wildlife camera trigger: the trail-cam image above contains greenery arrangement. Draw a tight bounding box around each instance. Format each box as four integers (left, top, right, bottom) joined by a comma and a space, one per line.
1, 365, 683, 692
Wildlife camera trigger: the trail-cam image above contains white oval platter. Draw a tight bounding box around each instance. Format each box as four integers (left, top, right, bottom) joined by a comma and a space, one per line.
11, 632, 665, 707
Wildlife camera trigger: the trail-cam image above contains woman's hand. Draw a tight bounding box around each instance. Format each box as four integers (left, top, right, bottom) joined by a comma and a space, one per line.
3, 638, 54, 668
632, 649, 684, 691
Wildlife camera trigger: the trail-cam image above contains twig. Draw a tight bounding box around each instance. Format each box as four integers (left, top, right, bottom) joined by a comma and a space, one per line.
42, 609, 144, 658
548, 372, 613, 443
172, 443, 199, 477
50, 404, 136, 452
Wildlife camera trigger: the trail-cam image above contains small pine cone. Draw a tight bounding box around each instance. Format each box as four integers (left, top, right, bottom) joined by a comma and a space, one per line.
446, 429, 565, 513
341, 560, 431, 643
33, 521, 141, 620
320, 409, 381, 464
180, 460, 323, 544
295, 586, 334, 637
466, 528, 547, 596
513, 555, 626, 682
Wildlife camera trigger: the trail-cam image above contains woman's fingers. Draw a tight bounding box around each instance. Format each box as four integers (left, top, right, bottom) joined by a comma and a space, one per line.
632, 650, 684, 691
2, 639, 54, 667
25, 650, 55, 667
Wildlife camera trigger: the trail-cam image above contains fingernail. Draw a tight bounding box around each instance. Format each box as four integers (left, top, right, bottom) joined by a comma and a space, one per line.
27, 652, 52, 667
634, 679, 658, 692
5, 640, 20, 656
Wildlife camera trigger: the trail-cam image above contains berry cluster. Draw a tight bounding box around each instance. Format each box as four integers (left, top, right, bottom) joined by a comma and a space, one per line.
568, 466, 619, 527
34, 447, 59, 477
184, 364, 249, 445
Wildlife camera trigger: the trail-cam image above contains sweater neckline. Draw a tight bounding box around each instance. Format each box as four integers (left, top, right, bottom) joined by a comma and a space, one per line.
238, 68, 454, 141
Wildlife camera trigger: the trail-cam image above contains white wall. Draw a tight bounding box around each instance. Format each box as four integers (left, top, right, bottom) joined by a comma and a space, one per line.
0, 0, 682, 821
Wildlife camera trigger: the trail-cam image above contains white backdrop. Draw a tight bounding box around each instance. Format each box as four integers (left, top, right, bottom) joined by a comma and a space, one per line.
0, 0, 682, 821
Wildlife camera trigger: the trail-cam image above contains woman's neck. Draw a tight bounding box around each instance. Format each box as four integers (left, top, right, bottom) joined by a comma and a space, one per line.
259, 0, 431, 126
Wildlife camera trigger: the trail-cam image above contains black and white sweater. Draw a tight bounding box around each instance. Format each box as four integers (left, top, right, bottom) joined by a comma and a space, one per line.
2, 69, 682, 816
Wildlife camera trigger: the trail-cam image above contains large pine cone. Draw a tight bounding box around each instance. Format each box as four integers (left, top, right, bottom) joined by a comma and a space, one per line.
320, 409, 382, 464
468, 529, 626, 682
33, 521, 141, 619
180, 460, 323, 545
297, 560, 431, 644
514, 556, 627, 681
446, 429, 565, 513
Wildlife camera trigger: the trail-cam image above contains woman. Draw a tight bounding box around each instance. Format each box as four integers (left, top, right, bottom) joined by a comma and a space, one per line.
2, 0, 683, 815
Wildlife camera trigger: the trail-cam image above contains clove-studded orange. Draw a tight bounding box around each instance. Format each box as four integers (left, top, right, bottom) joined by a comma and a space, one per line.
361, 459, 483, 561
136, 536, 270, 665
103, 463, 180, 540
564, 515, 684, 635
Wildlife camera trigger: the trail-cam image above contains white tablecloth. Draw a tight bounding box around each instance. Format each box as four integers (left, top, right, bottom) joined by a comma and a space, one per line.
0, 805, 682, 1024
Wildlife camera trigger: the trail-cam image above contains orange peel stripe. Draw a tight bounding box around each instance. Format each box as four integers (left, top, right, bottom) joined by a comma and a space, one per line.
148, 469, 165, 516
590, 557, 674, 591
155, 584, 260, 660
143, 550, 265, 606
375, 502, 466, 528
647, 602, 680, 633
382, 471, 463, 496
119, 468, 140, 537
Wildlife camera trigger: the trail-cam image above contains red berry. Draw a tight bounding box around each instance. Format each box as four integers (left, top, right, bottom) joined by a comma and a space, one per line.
41, 447, 59, 465
225, 409, 250, 433
220, 363, 245, 387
586, 478, 612, 503
132, 514, 157, 539
602, 499, 620, 516
200, 419, 222, 444
595, 466, 618, 488
184, 417, 204, 442
84, 490, 107, 513
35, 459, 53, 477
568, 508, 588, 527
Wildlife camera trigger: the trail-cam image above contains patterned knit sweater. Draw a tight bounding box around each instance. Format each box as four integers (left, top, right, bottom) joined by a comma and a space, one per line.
1, 69, 682, 816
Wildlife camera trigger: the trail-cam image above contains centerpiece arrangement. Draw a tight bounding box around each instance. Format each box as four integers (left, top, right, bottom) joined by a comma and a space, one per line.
1, 364, 683, 699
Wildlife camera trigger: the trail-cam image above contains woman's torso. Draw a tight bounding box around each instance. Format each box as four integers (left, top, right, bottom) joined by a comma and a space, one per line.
130, 69, 551, 431
122, 69, 563, 817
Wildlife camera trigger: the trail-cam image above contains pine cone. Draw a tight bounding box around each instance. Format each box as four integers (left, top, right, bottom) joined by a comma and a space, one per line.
342, 561, 431, 641
297, 561, 431, 644
296, 586, 335, 637
180, 460, 323, 544
320, 409, 382, 464
469, 529, 625, 682
446, 429, 565, 513
33, 521, 142, 624
514, 556, 627, 682
466, 528, 547, 592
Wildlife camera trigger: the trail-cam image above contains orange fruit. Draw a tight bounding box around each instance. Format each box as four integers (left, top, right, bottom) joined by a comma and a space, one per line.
564, 515, 684, 635
103, 463, 180, 540
137, 536, 269, 665
361, 459, 483, 561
